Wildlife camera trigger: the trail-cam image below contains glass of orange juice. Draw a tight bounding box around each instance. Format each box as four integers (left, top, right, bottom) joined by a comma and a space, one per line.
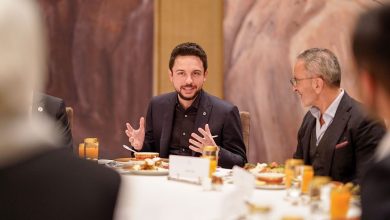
78, 143, 85, 158
330, 186, 351, 219
202, 146, 218, 177
83, 138, 99, 160
300, 165, 314, 194
285, 159, 304, 188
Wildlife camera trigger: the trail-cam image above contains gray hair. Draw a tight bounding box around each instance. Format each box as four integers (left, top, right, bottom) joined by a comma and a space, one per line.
297, 48, 341, 87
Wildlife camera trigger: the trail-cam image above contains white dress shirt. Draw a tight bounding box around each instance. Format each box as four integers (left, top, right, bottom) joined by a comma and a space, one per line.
310, 89, 345, 146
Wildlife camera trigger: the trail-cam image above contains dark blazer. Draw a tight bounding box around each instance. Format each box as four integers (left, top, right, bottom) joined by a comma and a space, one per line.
0, 147, 121, 220
33, 93, 73, 150
143, 91, 247, 168
293, 92, 386, 183
361, 153, 390, 220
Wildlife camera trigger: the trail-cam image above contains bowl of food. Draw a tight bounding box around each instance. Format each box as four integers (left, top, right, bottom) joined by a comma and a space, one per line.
256, 172, 285, 185
134, 152, 159, 160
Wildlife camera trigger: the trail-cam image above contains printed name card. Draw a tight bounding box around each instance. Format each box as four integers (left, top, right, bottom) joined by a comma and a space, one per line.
168, 155, 210, 184
232, 166, 255, 198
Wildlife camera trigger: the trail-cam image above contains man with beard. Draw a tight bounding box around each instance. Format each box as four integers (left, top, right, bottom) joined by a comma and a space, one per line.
125, 42, 247, 168
352, 5, 390, 219
291, 48, 385, 183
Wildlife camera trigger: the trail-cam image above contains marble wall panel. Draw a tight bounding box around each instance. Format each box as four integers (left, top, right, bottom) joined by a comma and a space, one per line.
224, 0, 382, 163
38, 0, 153, 158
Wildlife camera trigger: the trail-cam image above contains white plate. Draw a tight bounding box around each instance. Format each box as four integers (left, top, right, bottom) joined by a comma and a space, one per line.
121, 168, 169, 176
256, 184, 285, 190
98, 159, 113, 165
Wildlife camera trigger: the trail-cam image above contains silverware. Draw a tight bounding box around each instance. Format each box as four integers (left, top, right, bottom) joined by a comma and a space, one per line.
123, 144, 137, 154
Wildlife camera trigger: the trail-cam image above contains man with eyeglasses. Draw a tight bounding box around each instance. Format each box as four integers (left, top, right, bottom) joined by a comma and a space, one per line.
292, 48, 385, 184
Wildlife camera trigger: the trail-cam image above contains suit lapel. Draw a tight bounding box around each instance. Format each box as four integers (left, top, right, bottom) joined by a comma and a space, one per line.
192, 91, 212, 156
315, 93, 352, 175
159, 94, 176, 158
302, 116, 316, 164
32, 92, 45, 115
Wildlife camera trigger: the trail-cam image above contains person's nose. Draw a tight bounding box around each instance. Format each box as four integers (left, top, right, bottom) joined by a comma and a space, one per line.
185, 74, 193, 84
292, 85, 298, 92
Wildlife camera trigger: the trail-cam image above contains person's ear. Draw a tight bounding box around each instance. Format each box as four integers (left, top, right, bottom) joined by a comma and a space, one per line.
203, 70, 208, 82
168, 69, 173, 82
312, 77, 323, 93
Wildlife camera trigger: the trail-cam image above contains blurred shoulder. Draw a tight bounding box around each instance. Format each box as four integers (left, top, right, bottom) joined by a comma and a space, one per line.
37, 92, 64, 104
40, 148, 121, 188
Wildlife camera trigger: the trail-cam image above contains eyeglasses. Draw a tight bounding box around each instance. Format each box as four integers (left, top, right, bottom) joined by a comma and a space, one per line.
290, 76, 319, 86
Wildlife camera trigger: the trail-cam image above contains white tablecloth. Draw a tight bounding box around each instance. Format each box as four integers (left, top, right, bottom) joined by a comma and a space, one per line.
113, 174, 311, 220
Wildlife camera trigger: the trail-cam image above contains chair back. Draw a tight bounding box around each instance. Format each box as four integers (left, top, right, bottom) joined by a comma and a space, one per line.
65, 107, 74, 130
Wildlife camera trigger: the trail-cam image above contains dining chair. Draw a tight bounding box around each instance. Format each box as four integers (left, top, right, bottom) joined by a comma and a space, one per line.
65, 107, 74, 130
239, 111, 250, 156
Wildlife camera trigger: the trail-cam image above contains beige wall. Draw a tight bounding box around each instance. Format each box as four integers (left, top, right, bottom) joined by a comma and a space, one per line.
224, 0, 382, 163
154, 0, 223, 97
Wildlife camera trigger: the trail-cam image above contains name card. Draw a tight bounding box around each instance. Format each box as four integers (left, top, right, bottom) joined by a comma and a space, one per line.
232, 166, 255, 198
168, 155, 210, 184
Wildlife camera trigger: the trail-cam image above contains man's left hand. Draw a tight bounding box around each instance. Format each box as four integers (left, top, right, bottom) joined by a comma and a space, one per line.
189, 124, 217, 153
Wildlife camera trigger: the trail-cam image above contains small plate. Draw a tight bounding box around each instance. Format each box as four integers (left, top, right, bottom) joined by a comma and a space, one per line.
114, 158, 132, 162
98, 159, 113, 165
121, 168, 169, 176
256, 183, 285, 190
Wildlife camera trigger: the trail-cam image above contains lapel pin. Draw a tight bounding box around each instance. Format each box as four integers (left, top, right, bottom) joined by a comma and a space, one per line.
38, 106, 43, 112
203, 112, 207, 116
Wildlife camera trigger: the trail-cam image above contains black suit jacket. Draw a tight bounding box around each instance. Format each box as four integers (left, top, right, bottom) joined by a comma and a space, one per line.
142, 91, 247, 168
33, 93, 73, 150
0, 147, 121, 220
293, 92, 385, 183
361, 153, 390, 220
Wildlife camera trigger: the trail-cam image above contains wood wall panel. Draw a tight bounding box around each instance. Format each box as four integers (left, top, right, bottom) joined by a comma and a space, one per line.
38, 0, 153, 158
154, 0, 223, 97
224, 0, 381, 163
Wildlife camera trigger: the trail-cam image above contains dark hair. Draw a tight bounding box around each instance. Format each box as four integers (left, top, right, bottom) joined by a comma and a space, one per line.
297, 48, 341, 87
353, 5, 390, 93
169, 42, 208, 71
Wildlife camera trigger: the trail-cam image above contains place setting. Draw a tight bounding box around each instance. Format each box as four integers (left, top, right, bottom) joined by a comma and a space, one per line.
105, 144, 169, 175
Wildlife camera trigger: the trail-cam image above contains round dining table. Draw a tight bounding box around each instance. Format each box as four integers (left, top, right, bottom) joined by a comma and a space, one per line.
113, 173, 317, 220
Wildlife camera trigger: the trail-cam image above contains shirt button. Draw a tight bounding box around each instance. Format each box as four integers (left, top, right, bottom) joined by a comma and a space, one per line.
184, 115, 188, 118
182, 132, 186, 136
182, 148, 185, 152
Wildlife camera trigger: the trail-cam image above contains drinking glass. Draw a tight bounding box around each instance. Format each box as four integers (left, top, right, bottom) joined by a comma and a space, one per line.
83, 137, 99, 160
330, 187, 351, 219
284, 159, 304, 203
309, 176, 331, 218
300, 165, 314, 194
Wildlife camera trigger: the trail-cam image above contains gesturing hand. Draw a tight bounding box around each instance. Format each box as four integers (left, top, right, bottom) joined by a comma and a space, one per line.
125, 117, 145, 150
189, 124, 218, 153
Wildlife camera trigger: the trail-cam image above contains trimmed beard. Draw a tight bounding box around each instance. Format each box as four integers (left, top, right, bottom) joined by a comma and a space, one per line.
177, 88, 201, 101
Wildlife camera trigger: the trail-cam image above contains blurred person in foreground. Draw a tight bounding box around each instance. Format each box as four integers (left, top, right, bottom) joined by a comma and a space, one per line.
33, 92, 73, 150
292, 48, 386, 183
352, 4, 390, 220
125, 42, 247, 168
0, 0, 120, 219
